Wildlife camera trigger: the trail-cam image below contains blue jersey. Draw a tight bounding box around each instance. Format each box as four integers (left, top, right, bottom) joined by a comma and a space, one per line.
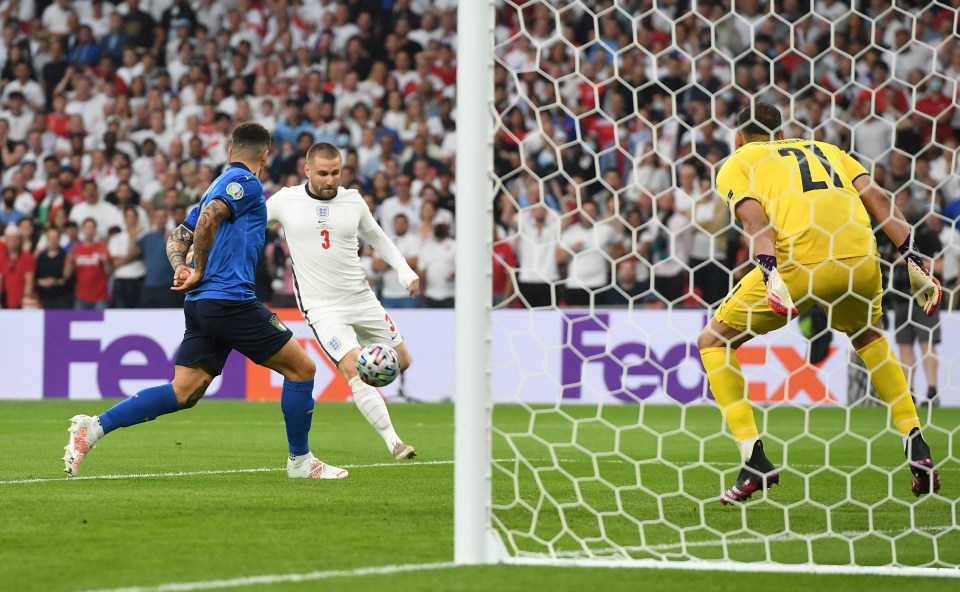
183, 162, 266, 301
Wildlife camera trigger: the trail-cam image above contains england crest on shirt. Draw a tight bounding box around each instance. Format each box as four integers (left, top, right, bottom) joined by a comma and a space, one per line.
316, 206, 329, 221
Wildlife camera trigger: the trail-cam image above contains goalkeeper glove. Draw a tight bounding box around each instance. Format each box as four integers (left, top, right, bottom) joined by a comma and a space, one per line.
898, 235, 942, 316
756, 254, 798, 317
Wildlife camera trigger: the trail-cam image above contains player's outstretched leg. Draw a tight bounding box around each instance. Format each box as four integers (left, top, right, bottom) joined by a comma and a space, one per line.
63, 381, 182, 477
349, 375, 415, 459
263, 338, 348, 479
281, 377, 347, 480
852, 332, 940, 495
699, 317, 779, 504
339, 344, 415, 460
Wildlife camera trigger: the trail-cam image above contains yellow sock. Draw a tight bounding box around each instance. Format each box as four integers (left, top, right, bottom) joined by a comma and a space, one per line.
700, 347, 758, 444
856, 336, 920, 435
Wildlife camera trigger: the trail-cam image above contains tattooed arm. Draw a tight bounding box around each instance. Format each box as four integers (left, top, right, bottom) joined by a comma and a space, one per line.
171, 199, 234, 293
190, 198, 232, 276
166, 224, 195, 270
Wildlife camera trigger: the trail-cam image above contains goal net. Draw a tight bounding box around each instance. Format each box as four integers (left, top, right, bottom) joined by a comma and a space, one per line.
456, 0, 960, 576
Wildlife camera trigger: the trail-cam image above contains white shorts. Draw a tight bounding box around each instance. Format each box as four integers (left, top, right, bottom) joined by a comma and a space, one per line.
305, 292, 403, 364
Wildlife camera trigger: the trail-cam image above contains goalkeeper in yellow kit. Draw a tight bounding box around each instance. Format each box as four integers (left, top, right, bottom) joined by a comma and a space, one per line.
698, 103, 942, 504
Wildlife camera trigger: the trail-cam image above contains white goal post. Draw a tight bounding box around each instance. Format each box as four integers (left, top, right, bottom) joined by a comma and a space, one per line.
455, 0, 960, 576
454, 0, 497, 565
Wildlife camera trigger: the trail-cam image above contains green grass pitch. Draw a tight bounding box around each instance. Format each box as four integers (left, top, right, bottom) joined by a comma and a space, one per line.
1, 401, 957, 591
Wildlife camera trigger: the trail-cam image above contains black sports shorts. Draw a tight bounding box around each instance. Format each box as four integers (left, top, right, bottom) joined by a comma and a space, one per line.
176, 298, 294, 375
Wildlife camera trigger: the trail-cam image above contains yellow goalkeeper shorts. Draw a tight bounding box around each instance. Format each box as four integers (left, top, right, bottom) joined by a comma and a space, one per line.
714, 256, 883, 336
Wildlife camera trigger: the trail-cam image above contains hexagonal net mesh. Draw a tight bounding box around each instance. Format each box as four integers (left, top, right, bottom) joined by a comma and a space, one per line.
485, 0, 960, 571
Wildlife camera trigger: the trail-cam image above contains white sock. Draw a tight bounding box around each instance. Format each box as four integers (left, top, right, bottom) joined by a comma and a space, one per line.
737, 437, 760, 463
349, 376, 401, 450
92, 416, 105, 440
289, 453, 313, 465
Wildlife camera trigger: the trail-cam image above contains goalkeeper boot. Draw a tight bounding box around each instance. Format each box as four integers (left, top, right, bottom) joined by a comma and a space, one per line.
287, 454, 348, 479
721, 440, 780, 505
905, 428, 940, 496
392, 442, 417, 460
63, 415, 103, 477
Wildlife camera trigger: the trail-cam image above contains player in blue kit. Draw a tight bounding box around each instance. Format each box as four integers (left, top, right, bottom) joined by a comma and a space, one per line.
63, 122, 347, 480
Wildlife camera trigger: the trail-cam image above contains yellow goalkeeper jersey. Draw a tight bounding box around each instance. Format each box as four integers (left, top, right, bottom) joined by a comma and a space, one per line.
716, 139, 877, 265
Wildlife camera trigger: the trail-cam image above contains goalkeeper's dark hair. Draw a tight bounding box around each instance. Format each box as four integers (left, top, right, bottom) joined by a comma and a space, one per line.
230, 122, 271, 159
306, 142, 342, 162
736, 102, 782, 139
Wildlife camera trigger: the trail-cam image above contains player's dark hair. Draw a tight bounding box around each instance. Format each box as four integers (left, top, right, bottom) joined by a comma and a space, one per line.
736, 102, 782, 138
306, 142, 342, 162
230, 122, 271, 159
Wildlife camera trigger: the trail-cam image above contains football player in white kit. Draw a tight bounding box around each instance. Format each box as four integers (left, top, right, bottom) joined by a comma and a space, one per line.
267, 143, 419, 460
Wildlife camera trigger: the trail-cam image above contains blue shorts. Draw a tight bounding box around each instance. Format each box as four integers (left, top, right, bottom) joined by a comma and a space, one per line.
176, 298, 294, 375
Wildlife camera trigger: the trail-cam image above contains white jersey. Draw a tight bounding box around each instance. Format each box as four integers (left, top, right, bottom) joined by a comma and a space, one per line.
267, 185, 413, 311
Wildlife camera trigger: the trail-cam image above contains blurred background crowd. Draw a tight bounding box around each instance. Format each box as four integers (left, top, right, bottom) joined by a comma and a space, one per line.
0, 0, 958, 314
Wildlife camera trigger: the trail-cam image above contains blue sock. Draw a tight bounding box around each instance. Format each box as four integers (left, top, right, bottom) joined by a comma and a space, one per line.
99, 384, 180, 434
281, 378, 315, 456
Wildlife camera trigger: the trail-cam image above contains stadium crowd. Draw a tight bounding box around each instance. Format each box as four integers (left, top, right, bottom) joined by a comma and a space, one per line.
0, 0, 958, 313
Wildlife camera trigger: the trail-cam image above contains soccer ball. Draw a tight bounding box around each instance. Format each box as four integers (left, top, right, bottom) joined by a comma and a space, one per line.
356, 343, 401, 387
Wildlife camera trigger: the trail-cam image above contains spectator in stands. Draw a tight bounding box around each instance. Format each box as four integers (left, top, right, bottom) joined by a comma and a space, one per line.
0, 223, 36, 309
69, 25, 102, 67
0, 187, 27, 227
892, 211, 943, 408
625, 152, 670, 204
136, 208, 181, 308
418, 222, 456, 308
63, 221, 80, 251
492, 224, 516, 307
274, 100, 313, 148
936, 215, 960, 311
376, 213, 421, 309
108, 206, 146, 308
3, 61, 45, 113
69, 179, 122, 238
263, 232, 297, 309
17, 218, 38, 256
380, 175, 422, 241
1, 91, 34, 143
689, 183, 730, 306
57, 165, 84, 207
35, 226, 73, 309
642, 193, 692, 306
556, 201, 620, 307
515, 188, 561, 309
121, 0, 158, 51
604, 258, 646, 306
65, 218, 112, 310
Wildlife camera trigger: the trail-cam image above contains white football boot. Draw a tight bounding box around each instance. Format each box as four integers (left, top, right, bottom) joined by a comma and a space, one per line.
286, 454, 348, 479
392, 442, 417, 460
63, 415, 102, 477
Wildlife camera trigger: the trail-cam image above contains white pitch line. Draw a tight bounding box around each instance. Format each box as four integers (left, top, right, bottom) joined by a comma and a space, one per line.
507, 556, 960, 579
3, 456, 956, 485
0, 459, 464, 486
541, 524, 958, 558
79, 561, 459, 592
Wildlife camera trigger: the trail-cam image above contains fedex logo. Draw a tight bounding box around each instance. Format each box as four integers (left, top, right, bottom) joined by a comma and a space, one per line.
561, 313, 708, 403
559, 313, 837, 404
43, 312, 245, 399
